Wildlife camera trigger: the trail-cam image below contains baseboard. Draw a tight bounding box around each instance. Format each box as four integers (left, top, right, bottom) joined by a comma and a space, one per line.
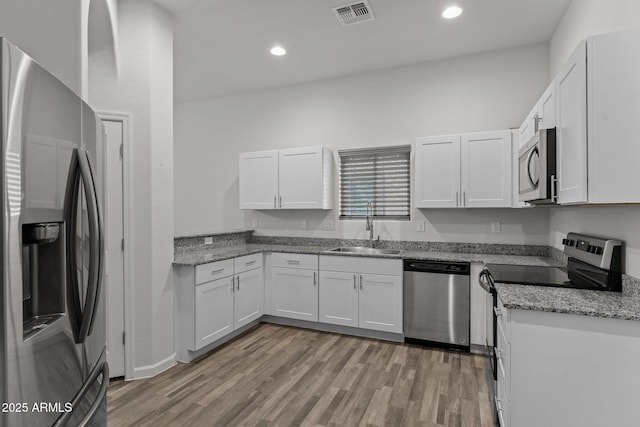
131, 353, 176, 380
262, 315, 404, 342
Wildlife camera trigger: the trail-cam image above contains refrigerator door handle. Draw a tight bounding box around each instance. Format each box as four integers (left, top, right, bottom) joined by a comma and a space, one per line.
52, 361, 109, 427
63, 149, 83, 343
77, 149, 104, 342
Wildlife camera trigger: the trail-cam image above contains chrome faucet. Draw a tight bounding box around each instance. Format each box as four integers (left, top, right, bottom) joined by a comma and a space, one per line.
365, 201, 374, 248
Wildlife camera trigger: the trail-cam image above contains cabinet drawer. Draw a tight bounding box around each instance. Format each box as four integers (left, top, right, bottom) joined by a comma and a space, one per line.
234, 253, 263, 274
195, 259, 234, 285
272, 252, 318, 270
319, 255, 402, 276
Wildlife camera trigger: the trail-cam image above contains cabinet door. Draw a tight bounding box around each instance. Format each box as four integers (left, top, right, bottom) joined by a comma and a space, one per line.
319, 270, 359, 328
194, 277, 234, 350
358, 273, 402, 334
271, 267, 318, 321
278, 146, 327, 209
556, 40, 588, 204
518, 112, 534, 149
234, 268, 264, 329
239, 150, 279, 209
539, 80, 556, 130
414, 135, 461, 208
461, 131, 512, 208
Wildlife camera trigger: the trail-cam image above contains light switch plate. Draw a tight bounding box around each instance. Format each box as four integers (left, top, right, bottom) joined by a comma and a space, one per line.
491, 221, 501, 233
251, 219, 258, 229
417, 220, 425, 232
204, 237, 213, 245
323, 220, 334, 231
301, 220, 308, 230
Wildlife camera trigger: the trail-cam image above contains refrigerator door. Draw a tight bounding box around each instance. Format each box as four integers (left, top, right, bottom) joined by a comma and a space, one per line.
2, 39, 92, 426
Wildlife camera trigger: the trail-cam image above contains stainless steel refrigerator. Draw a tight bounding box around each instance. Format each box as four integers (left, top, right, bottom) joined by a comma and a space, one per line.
1, 39, 108, 426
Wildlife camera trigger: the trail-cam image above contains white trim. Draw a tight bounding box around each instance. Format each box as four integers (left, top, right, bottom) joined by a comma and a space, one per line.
131, 353, 176, 380
96, 111, 135, 380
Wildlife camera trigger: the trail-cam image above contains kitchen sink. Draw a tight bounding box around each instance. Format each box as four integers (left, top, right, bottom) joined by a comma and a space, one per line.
325, 247, 402, 256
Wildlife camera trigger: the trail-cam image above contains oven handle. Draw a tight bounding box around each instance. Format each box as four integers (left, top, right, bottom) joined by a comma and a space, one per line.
478, 269, 494, 293
527, 146, 540, 188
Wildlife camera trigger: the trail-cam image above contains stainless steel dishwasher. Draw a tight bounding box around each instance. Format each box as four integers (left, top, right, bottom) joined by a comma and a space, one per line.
403, 259, 470, 351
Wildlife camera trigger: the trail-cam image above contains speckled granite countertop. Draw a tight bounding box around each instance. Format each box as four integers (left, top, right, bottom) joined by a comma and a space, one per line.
173, 243, 562, 267
495, 283, 640, 321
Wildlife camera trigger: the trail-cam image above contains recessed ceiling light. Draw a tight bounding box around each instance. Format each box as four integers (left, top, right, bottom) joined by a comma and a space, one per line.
270, 46, 286, 56
442, 6, 463, 19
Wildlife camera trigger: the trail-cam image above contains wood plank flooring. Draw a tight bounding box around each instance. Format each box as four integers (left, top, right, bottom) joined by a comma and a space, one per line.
107, 324, 494, 427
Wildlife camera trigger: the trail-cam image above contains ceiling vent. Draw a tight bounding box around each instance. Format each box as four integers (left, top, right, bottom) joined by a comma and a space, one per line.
334, 1, 375, 26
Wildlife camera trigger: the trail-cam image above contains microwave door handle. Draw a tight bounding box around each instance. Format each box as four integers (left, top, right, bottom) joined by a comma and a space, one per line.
63, 149, 83, 343
77, 150, 103, 343
527, 147, 540, 188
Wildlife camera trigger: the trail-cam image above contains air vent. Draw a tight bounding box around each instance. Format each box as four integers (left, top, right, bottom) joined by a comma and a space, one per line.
334, 1, 375, 26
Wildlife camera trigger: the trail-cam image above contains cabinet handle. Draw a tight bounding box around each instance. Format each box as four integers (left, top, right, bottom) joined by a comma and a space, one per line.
359, 275, 363, 291
210, 268, 224, 275
286, 259, 300, 265
274, 196, 277, 208
551, 174, 558, 201
463, 191, 467, 207
231, 278, 235, 293
313, 272, 317, 287
236, 276, 240, 291
495, 397, 506, 427
456, 191, 459, 207
245, 260, 256, 266
353, 274, 357, 291
279, 196, 282, 209
495, 348, 504, 360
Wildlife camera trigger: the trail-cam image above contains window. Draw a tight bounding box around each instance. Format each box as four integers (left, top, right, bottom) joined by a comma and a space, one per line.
339, 145, 411, 220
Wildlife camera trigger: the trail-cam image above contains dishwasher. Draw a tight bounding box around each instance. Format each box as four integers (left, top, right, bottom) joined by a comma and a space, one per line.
403, 259, 470, 351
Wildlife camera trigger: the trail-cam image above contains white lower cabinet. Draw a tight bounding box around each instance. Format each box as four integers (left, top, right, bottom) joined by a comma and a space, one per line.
357, 273, 402, 333
234, 268, 264, 328
271, 267, 318, 321
318, 270, 359, 327
319, 256, 403, 334
195, 276, 234, 349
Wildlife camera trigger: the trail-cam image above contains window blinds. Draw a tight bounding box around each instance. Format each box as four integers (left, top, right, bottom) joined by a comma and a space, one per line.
339, 145, 411, 219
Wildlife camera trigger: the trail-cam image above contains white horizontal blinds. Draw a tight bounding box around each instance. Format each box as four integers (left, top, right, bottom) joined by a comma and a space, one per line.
339, 145, 411, 219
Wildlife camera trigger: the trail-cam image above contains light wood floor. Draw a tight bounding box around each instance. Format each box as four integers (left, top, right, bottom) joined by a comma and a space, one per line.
107, 324, 494, 427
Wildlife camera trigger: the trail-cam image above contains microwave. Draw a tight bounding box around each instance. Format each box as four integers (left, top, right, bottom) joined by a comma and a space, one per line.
518, 128, 557, 204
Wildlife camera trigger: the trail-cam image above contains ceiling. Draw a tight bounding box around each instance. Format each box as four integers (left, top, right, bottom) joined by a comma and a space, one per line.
168, 0, 572, 104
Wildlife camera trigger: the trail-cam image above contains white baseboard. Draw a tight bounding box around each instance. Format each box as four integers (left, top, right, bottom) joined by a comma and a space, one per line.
131, 353, 176, 380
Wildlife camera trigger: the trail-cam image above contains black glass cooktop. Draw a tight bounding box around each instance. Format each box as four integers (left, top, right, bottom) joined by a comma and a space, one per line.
486, 264, 571, 287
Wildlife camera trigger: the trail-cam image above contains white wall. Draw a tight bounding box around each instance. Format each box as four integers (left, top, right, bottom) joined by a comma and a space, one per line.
549, 0, 640, 277
174, 43, 551, 244
89, 0, 175, 377
0, 0, 82, 93
550, 0, 640, 76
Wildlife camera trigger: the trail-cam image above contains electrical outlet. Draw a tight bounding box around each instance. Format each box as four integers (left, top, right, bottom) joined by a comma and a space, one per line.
323, 220, 334, 231
491, 221, 501, 233
301, 220, 308, 230
204, 237, 213, 245
417, 220, 425, 232
251, 219, 258, 229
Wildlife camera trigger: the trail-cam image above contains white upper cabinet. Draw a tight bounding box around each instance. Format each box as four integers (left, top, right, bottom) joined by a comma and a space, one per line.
414, 135, 461, 208
556, 40, 588, 204
239, 146, 333, 210
518, 81, 556, 149
415, 131, 512, 208
278, 147, 332, 209
461, 130, 512, 208
587, 32, 640, 203
238, 150, 279, 209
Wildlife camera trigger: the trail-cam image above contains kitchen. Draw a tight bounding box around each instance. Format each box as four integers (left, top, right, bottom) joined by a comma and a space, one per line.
2, 0, 640, 426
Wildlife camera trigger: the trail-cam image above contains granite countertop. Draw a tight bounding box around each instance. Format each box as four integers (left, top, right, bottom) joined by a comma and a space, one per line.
173, 243, 562, 267
495, 283, 640, 321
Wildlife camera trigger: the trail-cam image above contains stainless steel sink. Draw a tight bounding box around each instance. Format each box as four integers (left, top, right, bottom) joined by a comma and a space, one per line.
326, 247, 402, 256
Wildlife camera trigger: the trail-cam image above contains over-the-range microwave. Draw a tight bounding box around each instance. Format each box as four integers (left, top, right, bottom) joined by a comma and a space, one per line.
518, 128, 557, 204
